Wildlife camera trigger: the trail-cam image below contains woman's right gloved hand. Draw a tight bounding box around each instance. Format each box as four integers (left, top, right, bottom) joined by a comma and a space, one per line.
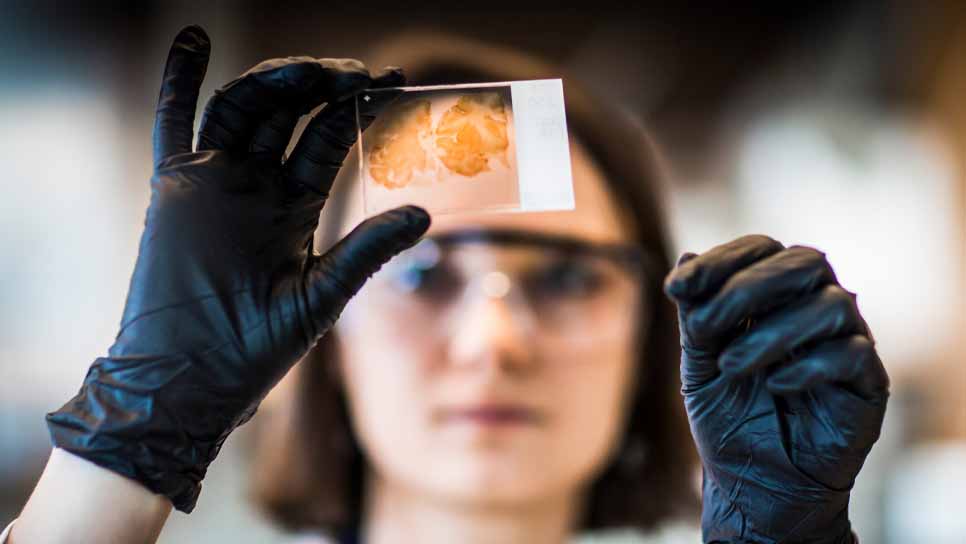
45, 25, 430, 513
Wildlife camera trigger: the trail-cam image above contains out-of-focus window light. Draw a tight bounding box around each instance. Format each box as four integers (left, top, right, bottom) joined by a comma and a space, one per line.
734, 108, 960, 368
0, 89, 133, 404
885, 442, 966, 543
668, 106, 960, 370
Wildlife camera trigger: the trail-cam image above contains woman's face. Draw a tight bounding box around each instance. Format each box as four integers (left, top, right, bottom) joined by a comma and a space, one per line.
331, 132, 645, 507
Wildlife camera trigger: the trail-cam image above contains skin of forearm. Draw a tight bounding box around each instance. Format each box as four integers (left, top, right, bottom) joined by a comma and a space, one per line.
10, 448, 172, 544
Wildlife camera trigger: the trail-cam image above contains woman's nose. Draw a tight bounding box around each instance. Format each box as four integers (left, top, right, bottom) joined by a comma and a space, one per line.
445, 287, 536, 374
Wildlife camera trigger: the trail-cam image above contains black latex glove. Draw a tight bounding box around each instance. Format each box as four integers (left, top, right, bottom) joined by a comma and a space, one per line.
45, 25, 430, 513
664, 235, 889, 543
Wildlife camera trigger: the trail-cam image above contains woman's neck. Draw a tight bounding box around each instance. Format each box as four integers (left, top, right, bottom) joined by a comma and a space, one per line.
359, 469, 585, 544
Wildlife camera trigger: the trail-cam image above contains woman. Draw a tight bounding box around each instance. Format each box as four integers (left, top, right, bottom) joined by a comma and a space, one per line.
248, 29, 700, 544
7, 25, 888, 544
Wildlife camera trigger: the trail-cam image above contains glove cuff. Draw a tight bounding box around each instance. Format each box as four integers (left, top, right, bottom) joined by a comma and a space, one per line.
45, 420, 204, 511
701, 466, 853, 543
709, 536, 855, 544
44, 355, 257, 513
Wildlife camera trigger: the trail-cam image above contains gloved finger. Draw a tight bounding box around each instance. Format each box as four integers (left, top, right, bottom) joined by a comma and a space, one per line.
153, 25, 210, 168
196, 57, 371, 154
675, 251, 699, 268
239, 62, 375, 161
718, 284, 866, 376
250, 108, 299, 160
249, 66, 401, 162
664, 234, 784, 303
285, 67, 405, 198
686, 245, 838, 343
304, 205, 430, 336
766, 334, 890, 399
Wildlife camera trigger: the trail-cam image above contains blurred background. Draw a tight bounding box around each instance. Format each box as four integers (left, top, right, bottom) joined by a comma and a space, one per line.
1, 1, 963, 542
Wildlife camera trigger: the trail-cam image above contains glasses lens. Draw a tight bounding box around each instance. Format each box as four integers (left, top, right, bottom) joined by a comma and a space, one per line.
518, 248, 638, 336
368, 235, 645, 347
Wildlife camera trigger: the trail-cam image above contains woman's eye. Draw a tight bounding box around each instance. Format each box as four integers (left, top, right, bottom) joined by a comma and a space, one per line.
527, 260, 605, 300
389, 264, 460, 301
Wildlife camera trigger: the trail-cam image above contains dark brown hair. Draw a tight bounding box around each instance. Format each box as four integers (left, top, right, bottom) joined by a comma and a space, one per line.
249, 30, 699, 537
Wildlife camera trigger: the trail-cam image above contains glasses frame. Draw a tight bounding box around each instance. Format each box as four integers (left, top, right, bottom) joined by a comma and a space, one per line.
421, 227, 662, 285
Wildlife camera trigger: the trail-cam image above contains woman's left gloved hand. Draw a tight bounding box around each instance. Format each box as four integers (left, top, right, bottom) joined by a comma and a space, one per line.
664, 235, 889, 543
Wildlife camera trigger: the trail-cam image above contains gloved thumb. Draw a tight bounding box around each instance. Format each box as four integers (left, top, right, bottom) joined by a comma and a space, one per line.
304, 205, 431, 336
666, 251, 718, 390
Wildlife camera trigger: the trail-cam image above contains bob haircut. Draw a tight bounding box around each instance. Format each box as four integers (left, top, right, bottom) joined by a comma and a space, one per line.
249, 30, 699, 538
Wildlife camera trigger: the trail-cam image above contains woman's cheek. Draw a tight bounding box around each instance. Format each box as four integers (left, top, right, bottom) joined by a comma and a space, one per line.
545, 341, 638, 484
335, 294, 434, 443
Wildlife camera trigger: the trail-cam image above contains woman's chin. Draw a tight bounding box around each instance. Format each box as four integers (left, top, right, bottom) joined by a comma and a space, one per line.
415, 449, 561, 505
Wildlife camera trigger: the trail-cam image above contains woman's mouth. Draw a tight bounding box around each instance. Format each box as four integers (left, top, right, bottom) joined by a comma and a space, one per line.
442, 404, 542, 426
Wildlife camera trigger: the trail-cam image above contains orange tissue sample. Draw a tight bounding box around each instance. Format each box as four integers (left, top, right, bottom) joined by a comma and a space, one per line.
367, 99, 432, 189
434, 92, 510, 177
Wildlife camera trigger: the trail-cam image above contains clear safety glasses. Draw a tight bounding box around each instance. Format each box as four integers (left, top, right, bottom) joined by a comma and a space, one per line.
361, 228, 658, 349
